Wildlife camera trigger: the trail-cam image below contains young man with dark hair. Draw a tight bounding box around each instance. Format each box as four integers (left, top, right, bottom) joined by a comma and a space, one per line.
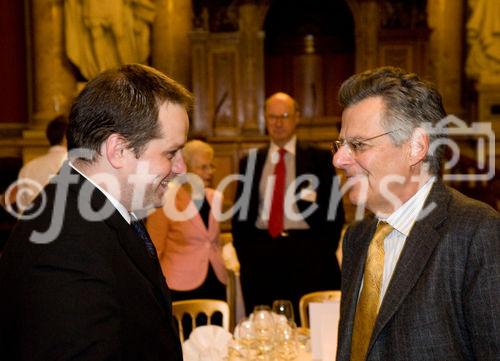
0, 64, 193, 360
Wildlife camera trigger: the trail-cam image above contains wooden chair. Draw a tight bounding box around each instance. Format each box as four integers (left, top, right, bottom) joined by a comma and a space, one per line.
225, 269, 237, 331
299, 290, 341, 327
172, 299, 230, 342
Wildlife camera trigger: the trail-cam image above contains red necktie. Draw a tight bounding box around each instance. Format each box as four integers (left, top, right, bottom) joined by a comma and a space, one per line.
268, 148, 286, 238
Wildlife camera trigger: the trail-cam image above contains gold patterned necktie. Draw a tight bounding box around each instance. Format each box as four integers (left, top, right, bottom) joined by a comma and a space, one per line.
350, 221, 394, 361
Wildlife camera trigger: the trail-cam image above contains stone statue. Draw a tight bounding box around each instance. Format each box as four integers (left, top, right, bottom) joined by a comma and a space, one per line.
466, 0, 500, 82
64, 0, 155, 80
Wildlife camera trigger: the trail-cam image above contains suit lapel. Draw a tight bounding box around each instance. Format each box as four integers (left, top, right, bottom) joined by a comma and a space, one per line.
295, 141, 307, 177
177, 186, 207, 235
255, 147, 268, 181
206, 189, 218, 235
345, 219, 377, 308
294, 142, 317, 219
107, 204, 173, 316
109, 213, 162, 287
340, 218, 378, 353
249, 147, 268, 222
68, 166, 171, 311
368, 181, 450, 352
190, 207, 207, 234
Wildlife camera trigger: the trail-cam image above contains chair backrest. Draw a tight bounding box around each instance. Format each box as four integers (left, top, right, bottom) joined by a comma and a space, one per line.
225, 269, 237, 331
172, 299, 230, 342
299, 290, 341, 327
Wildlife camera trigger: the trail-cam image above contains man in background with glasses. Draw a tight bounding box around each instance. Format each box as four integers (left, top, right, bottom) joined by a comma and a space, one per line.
232, 92, 345, 321
333, 67, 499, 361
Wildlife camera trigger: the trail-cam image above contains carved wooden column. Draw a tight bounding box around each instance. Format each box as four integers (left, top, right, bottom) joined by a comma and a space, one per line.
152, 0, 192, 87
293, 35, 325, 119
31, 0, 76, 129
346, 0, 381, 72
428, 0, 464, 116
190, 29, 211, 135
189, 3, 265, 137
238, 3, 265, 134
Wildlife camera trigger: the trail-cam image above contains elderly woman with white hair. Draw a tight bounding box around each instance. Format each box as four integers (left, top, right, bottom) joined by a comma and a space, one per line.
146, 140, 228, 301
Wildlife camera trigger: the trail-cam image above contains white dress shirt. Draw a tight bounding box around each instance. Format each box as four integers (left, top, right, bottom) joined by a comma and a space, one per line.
372, 176, 436, 303
69, 162, 132, 224
256, 135, 309, 230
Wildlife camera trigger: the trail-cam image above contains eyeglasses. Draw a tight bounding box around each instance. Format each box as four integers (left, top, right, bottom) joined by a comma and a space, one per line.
266, 112, 295, 122
193, 164, 215, 172
331, 129, 400, 155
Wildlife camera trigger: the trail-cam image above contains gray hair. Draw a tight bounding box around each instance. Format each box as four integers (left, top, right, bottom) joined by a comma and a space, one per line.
182, 140, 214, 169
339, 66, 447, 175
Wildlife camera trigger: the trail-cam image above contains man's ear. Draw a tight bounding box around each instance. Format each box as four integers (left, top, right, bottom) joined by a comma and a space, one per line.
105, 134, 128, 169
294, 111, 301, 126
408, 127, 429, 166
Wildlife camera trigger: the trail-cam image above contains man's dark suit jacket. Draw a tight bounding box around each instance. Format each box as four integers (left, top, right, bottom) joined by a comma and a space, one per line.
336, 180, 500, 361
0, 164, 182, 361
232, 141, 345, 316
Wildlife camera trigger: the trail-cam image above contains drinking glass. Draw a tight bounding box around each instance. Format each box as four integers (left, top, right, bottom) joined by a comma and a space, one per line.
253, 304, 272, 312
234, 317, 256, 358
275, 320, 299, 360
236, 318, 255, 344
251, 305, 275, 356
272, 299, 295, 323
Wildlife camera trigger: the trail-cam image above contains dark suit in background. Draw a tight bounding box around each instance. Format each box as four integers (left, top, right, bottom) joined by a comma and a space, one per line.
0, 167, 182, 360
336, 180, 500, 361
232, 141, 345, 318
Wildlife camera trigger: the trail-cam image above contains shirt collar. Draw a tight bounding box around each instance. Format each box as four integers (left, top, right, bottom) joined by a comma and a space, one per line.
69, 161, 132, 224
269, 135, 297, 156
380, 176, 436, 237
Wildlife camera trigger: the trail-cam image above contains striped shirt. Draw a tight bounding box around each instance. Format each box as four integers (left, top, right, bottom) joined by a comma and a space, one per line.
377, 176, 436, 302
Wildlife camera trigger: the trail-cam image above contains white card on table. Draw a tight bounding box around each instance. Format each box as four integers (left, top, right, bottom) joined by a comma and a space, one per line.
309, 301, 340, 361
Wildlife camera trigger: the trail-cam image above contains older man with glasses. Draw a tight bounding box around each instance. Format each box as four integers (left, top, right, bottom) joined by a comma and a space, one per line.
232, 92, 345, 321
333, 66, 500, 361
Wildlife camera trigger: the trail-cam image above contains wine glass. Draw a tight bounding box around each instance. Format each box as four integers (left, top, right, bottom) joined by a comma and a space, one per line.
234, 317, 256, 359
251, 305, 275, 357
253, 304, 272, 312
275, 320, 299, 360
272, 299, 295, 323
236, 317, 255, 345
226, 338, 244, 361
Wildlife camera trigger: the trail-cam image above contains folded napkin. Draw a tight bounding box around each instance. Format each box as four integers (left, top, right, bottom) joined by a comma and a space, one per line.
183, 325, 233, 361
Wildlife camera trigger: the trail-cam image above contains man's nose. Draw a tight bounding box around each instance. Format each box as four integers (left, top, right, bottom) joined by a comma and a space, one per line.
172, 152, 187, 175
273, 117, 284, 127
332, 145, 352, 169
